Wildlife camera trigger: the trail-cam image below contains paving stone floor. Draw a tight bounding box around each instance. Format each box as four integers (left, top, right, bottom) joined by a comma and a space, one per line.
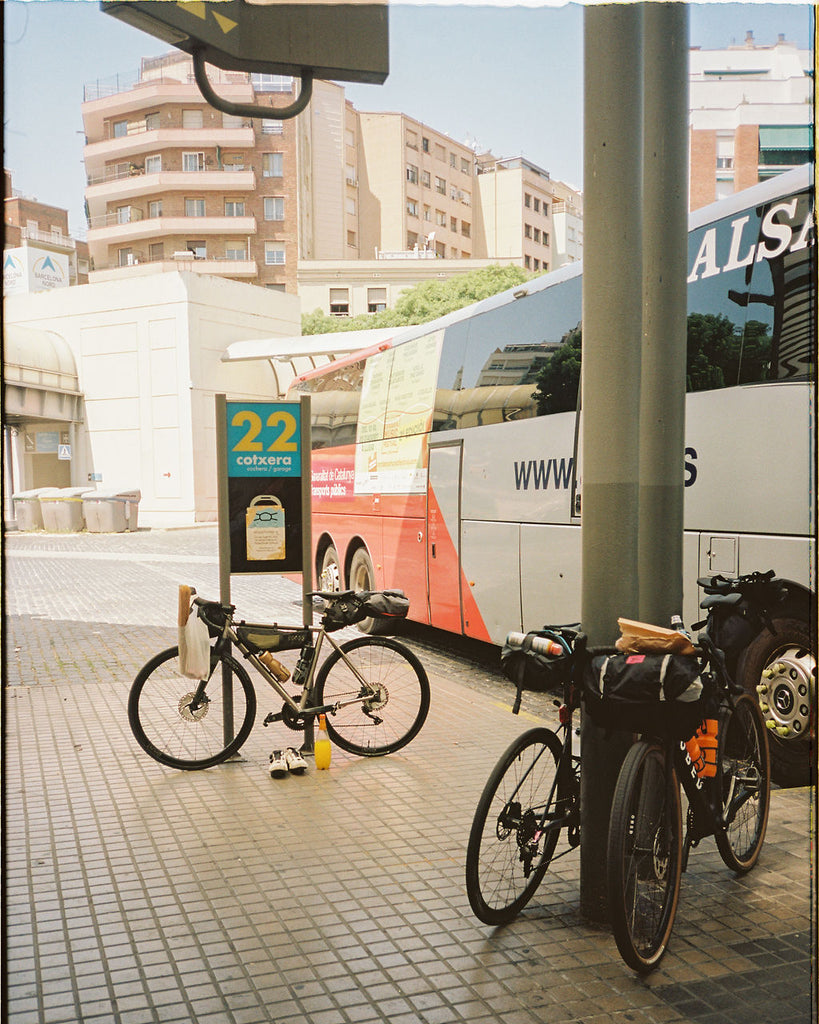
4, 527, 815, 1023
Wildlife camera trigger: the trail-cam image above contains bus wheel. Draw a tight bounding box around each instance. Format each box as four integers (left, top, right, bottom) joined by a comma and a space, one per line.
319, 545, 341, 592
349, 548, 386, 634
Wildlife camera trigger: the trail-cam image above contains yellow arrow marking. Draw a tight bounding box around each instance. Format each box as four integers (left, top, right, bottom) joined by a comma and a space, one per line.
176, 2, 208, 20
213, 11, 238, 34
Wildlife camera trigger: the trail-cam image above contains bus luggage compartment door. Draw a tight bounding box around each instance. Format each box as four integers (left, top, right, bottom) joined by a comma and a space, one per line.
427, 444, 463, 633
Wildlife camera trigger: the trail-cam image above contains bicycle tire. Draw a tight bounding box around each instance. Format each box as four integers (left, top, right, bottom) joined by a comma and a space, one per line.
129, 646, 257, 770
314, 636, 430, 756
465, 727, 566, 925
714, 693, 771, 872
607, 741, 682, 973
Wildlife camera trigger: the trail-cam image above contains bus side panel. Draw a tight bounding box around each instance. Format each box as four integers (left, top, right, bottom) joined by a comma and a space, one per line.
461, 520, 522, 642
519, 524, 582, 634
381, 509, 429, 625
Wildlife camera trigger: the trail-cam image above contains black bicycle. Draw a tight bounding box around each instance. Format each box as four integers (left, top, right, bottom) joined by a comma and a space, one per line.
604, 632, 771, 973
465, 626, 587, 925
129, 586, 430, 770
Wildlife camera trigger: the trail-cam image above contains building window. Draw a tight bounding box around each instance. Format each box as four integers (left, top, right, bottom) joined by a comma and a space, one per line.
368, 287, 387, 313
434, 143, 446, 162
436, 209, 446, 227
185, 198, 206, 217
329, 288, 349, 316
407, 199, 419, 217
251, 74, 293, 92
346, 163, 357, 186
407, 164, 419, 185
346, 197, 356, 215
225, 245, 247, 261
534, 258, 540, 271
421, 170, 431, 189
145, 154, 162, 174
534, 228, 541, 243
407, 232, 419, 250
261, 119, 284, 135
524, 223, 532, 239
264, 243, 286, 265
406, 129, 418, 149
222, 113, 243, 129
461, 189, 472, 207
182, 109, 204, 129
524, 255, 531, 269
450, 152, 457, 168
225, 200, 245, 217
183, 151, 205, 172
524, 193, 532, 208
186, 240, 207, 259
543, 202, 549, 216
435, 176, 446, 195
543, 232, 549, 246
222, 152, 245, 170
461, 221, 470, 238
347, 230, 357, 247
264, 197, 284, 221
423, 205, 431, 222
148, 200, 162, 219
422, 137, 430, 153
534, 197, 541, 213
116, 205, 133, 224
118, 247, 133, 266
461, 157, 471, 174
262, 152, 283, 177
113, 120, 128, 138
145, 111, 161, 131
149, 242, 164, 261
345, 129, 355, 148
450, 216, 458, 232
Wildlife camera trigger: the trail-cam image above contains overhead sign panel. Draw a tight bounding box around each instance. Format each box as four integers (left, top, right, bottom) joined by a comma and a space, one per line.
101, 0, 388, 84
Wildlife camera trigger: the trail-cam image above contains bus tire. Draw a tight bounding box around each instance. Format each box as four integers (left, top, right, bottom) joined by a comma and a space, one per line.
349, 547, 388, 634
738, 616, 814, 788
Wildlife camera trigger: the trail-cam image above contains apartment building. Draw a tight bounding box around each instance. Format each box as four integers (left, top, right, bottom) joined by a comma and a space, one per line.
82, 53, 301, 291
4, 170, 90, 293
689, 31, 813, 210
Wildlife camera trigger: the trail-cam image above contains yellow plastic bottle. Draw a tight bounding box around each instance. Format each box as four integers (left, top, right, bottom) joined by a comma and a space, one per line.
314, 714, 332, 770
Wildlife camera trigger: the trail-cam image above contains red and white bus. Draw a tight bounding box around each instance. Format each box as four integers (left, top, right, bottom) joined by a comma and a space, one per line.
288, 166, 814, 645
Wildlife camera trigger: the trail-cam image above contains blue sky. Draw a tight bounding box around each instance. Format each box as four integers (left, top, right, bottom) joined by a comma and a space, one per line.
4, 1, 814, 238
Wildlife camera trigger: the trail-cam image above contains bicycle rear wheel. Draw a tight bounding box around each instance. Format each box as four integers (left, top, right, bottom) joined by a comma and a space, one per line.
465, 727, 567, 925
714, 693, 771, 872
607, 741, 682, 973
129, 647, 257, 770
315, 636, 430, 756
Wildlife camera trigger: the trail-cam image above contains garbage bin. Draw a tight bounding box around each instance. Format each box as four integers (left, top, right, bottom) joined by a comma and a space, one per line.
82, 488, 141, 533
43, 487, 95, 532
37, 488, 65, 532
12, 488, 52, 531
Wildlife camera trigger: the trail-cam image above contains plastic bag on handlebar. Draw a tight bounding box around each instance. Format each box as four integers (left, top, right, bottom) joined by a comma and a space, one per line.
583, 652, 711, 740
178, 607, 211, 680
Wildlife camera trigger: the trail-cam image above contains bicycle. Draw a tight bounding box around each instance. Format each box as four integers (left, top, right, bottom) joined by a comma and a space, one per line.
465, 625, 588, 925
128, 586, 430, 770
604, 631, 771, 973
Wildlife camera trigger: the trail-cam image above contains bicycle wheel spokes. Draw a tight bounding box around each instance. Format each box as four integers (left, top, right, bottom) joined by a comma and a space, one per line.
128, 647, 256, 770
715, 693, 770, 872
608, 742, 682, 972
466, 728, 566, 925
316, 636, 430, 756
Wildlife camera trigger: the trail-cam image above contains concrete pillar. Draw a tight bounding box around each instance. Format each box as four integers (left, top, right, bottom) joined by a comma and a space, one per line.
638, 2, 689, 627
579, 2, 644, 924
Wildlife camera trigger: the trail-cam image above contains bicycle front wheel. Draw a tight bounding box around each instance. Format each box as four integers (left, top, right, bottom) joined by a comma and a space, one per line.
465, 727, 566, 925
315, 636, 430, 756
714, 693, 771, 872
129, 647, 257, 770
607, 741, 682, 973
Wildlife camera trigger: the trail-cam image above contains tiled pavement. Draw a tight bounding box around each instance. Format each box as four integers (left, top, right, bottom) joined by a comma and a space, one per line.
4, 527, 815, 1024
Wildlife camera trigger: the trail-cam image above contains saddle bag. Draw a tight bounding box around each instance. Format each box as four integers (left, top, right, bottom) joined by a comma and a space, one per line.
583, 652, 708, 739
322, 590, 409, 631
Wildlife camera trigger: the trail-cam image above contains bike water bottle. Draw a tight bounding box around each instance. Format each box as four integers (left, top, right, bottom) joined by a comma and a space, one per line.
314, 714, 331, 770
696, 719, 718, 778
258, 651, 290, 682
670, 615, 692, 641
684, 733, 705, 776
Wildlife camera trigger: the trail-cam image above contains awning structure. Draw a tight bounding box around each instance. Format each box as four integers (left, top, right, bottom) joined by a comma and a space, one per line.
221, 328, 397, 396
3, 324, 83, 422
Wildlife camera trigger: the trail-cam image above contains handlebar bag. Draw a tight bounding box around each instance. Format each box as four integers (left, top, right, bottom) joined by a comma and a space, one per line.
583, 652, 706, 739
500, 631, 572, 693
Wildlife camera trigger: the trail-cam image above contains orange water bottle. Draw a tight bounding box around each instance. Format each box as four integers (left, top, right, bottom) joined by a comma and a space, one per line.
696, 719, 718, 778
684, 733, 705, 775
314, 714, 332, 770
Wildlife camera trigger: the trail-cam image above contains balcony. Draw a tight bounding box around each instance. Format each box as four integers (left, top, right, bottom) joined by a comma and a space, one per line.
84, 126, 256, 167
85, 169, 257, 214
87, 214, 258, 245
89, 255, 259, 283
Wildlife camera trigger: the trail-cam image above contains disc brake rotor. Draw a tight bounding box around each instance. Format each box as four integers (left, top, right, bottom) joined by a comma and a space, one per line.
179, 692, 209, 722
363, 684, 389, 713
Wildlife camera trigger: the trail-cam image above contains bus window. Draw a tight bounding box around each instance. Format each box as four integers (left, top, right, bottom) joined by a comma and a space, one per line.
293, 357, 366, 449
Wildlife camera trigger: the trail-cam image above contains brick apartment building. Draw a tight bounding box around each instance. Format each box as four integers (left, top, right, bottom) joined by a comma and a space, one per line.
81, 51, 583, 305
689, 31, 813, 210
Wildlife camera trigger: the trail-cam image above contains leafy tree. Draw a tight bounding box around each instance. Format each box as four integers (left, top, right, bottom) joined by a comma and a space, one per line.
301, 264, 532, 335
532, 324, 582, 414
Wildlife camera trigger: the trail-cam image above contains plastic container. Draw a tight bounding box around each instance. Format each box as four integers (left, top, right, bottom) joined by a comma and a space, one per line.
12, 488, 51, 531
314, 714, 331, 770
696, 719, 718, 778
38, 488, 72, 532
82, 489, 141, 533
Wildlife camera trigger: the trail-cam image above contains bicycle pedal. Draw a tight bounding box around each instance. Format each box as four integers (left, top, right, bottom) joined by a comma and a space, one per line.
263, 711, 283, 727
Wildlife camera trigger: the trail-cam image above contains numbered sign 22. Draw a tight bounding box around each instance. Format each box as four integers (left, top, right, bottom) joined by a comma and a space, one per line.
227, 402, 301, 477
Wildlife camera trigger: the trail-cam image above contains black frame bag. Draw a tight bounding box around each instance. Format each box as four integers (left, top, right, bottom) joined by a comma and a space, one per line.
583, 652, 709, 740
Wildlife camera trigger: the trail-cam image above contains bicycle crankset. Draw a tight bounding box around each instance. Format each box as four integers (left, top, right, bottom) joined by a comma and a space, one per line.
262, 701, 306, 731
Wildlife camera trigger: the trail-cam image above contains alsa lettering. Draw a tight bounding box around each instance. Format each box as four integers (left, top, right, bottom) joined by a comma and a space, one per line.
688, 198, 814, 283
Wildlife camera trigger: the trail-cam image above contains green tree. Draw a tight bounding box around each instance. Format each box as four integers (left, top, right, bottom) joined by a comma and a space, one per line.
301, 264, 532, 335
533, 323, 582, 414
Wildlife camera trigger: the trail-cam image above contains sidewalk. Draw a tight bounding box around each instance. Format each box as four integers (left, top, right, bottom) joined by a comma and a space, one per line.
4, 528, 815, 1024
